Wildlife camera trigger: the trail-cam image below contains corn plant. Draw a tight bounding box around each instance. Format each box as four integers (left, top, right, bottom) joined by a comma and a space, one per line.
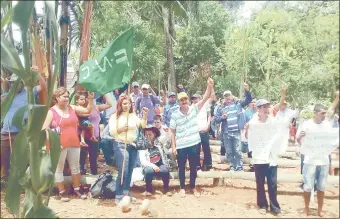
1, 1, 61, 218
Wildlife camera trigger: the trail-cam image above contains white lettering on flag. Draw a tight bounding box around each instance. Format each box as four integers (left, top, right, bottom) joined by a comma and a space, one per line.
114, 49, 129, 67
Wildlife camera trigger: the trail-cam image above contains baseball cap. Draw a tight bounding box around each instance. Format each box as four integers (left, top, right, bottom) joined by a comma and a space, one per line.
132, 81, 139, 87
192, 93, 202, 99
168, 92, 176, 97
223, 90, 232, 96
141, 84, 150, 89
177, 92, 188, 100
313, 104, 326, 112
256, 99, 270, 107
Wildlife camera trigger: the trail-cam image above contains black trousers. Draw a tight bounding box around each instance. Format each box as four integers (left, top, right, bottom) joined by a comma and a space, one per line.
177, 144, 199, 189
254, 164, 281, 214
197, 132, 212, 168
80, 140, 99, 175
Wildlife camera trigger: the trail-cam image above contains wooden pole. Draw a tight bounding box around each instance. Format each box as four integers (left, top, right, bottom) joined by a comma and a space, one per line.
121, 82, 131, 186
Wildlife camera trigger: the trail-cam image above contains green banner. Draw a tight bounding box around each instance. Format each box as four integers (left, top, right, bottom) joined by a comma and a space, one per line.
78, 27, 134, 95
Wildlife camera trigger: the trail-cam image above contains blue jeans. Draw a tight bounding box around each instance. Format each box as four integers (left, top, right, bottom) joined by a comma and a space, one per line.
223, 132, 243, 171
113, 141, 137, 199
302, 164, 329, 192
99, 138, 114, 165
143, 165, 170, 193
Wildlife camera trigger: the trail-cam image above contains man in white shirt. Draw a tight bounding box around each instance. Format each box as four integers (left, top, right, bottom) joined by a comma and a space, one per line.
191, 94, 212, 171
296, 104, 333, 217
245, 99, 282, 215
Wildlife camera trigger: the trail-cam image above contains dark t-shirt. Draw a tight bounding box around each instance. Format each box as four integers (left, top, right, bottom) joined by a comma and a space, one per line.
148, 147, 163, 167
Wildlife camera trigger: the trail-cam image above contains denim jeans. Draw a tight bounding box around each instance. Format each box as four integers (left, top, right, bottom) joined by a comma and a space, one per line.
177, 144, 199, 189
302, 164, 329, 192
99, 138, 114, 165
223, 132, 243, 171
113, 141, 137, 199
199, 132, 212, 168
143, 165, 170, 193
254, 164, 281, 214
220, 138, 226, 156
80, 140, 99, 175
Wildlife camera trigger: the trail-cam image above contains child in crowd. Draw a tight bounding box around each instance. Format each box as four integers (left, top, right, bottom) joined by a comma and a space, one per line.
75, 93, 98, 146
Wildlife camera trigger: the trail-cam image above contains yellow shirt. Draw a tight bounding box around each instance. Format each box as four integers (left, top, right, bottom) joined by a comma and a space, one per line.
109, 112, 147, 144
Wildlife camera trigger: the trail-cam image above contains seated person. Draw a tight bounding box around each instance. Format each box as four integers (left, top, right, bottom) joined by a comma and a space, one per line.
153, 115, 177, 171
138, 125, 172, 197
99, 124, 114, 166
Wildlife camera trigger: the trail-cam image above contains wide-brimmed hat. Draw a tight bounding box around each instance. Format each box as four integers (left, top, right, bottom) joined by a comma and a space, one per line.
144, 125, 161, 138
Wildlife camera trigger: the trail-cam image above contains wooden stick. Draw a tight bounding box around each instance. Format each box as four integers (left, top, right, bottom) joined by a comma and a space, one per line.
121, 82, 131, 186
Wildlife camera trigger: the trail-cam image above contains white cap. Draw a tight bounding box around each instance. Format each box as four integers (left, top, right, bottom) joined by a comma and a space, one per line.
141, 84, 150, 89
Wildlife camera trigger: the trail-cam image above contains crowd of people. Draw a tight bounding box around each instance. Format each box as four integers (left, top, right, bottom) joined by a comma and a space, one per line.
1, 71, 339, 216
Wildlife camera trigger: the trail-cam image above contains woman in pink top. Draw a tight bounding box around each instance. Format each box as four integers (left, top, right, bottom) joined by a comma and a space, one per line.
77, 94, 112, 175
42, 87, 94, 202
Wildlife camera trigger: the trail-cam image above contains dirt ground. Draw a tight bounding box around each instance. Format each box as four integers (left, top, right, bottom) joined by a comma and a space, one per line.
1, 165, 339, 218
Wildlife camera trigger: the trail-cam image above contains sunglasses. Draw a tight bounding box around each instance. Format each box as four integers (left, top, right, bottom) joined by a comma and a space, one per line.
133, 86, 139, 88
142, 88, 148, 91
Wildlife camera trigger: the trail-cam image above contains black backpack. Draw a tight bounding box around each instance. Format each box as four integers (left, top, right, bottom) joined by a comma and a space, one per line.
90, 172, 116, 199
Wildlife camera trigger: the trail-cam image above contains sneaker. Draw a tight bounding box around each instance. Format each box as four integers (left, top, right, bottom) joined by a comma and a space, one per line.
59, 191, 70, 202
179, 189, 186, 198
192, 188, 200, 198
259, 208, 267, 215
74, 188, 87, 200
165, 191, 172, 197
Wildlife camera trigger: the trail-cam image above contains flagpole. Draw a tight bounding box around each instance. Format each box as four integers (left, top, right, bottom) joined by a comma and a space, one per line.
121, 82, 131, 186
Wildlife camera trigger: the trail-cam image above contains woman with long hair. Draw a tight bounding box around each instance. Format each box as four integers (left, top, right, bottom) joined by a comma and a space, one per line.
109, 95, 148, 205
42, 87, 94, 202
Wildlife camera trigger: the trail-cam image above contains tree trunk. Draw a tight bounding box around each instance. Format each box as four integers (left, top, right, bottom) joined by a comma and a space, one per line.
59, 1, 69, 87
162, 6, 176, 93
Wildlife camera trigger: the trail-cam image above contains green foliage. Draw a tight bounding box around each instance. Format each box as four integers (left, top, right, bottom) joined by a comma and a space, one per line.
1, 1, 61, 218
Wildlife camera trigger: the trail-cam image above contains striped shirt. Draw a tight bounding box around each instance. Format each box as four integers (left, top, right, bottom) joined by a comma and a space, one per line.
169, 104, 201, 149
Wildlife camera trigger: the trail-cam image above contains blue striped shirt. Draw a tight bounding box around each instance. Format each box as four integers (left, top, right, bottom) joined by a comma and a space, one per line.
169, 104, 201, 149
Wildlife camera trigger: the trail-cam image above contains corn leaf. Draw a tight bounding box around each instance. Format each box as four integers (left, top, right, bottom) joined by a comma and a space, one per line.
26, 105, 48, 138
12, 105, 28, 131
5, 131, 29, 217
46, 130, 61, 171
12, 1, 35, 33
45, 1, 60, 107
0, 78, 21, 124
0, 34, 26, 79
1, 7, 13, 29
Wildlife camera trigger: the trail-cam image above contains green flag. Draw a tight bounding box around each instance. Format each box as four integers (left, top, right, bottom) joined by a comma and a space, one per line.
78, 27, 134, 95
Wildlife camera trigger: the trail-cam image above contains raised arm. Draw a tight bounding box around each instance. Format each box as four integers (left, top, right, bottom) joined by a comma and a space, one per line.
96, 93, 113, 112
72, 92, 94, 115
197, 78, 214, 111
273, 84, 288, 112
327, 91, 339, 119
239, 83, 252, 108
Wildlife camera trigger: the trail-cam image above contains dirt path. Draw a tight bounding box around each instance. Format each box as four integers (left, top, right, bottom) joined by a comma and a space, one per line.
1, 177, 339, 218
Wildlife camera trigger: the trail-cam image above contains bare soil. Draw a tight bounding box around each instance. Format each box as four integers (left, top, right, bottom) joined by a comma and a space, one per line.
1, 166, 339, 218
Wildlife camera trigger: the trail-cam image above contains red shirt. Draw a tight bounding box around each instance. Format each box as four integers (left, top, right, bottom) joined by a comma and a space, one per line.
50, 105, 80, 148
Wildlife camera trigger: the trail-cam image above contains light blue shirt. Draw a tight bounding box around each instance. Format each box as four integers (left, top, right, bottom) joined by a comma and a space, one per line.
169, 104, 201, 149
1, 87, 38, 134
